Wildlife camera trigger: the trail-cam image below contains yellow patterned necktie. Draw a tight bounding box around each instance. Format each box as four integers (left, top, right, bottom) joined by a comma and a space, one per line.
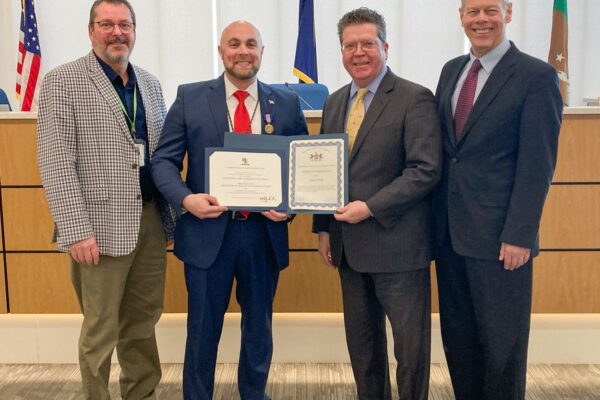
346, 87, 369, 151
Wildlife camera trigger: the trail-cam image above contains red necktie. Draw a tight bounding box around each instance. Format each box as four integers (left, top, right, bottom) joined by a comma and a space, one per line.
232, 90, 251, 217
454, 59, 482, 140
233, 90, 251, 133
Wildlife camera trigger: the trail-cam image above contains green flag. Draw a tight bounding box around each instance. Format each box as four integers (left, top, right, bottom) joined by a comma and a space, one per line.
548, 0, 569, 106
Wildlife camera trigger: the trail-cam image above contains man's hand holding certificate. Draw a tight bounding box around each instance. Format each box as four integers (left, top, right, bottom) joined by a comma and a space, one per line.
205, 133, 348, 213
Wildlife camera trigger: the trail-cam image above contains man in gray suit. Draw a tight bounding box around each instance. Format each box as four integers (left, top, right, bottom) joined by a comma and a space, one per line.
37, 1, 174, 399
313, 8, 442, 400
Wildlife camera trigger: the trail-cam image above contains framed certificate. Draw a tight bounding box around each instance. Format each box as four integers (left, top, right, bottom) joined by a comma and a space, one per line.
288, 137, 345, 212
205, 148, 286, 212
205, 133, 348, 213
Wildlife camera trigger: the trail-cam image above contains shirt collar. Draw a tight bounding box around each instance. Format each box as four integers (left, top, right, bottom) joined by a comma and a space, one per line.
94, 52, 137, 88
350, 65, 388, 99
224, 74, 259, 101
470, 38, 510, 74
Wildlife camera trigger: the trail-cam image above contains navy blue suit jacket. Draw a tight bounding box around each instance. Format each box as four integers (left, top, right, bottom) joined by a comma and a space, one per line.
151, 75, 308, 269
434, 43, 563, 260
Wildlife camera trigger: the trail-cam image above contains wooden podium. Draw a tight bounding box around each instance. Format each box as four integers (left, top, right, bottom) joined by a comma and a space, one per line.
0, 109, 599, 314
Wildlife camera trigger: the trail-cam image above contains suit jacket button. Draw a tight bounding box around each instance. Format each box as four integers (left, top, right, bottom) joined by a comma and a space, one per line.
451, 158, 458, 164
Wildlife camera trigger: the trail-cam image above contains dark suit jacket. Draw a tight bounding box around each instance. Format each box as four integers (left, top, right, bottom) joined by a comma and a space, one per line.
434, 43, 563, 260
151, 75, 308, 270
313, 69, 442, 273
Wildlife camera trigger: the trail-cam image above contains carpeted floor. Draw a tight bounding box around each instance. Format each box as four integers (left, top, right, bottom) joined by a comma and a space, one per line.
0, 363, 599, 399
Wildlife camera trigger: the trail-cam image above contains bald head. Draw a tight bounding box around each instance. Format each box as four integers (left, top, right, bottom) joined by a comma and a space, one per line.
218, 21, 264, 89
220, 21, 263, 48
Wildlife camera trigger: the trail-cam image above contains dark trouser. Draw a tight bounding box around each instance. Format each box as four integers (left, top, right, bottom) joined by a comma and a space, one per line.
70, 201, 166, 400
183, 214, 279, 400
435, 235, 532, 400
339, 258, 431, 400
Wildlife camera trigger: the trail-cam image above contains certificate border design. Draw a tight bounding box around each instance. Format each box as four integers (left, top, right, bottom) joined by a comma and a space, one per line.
289, 139, 344, 209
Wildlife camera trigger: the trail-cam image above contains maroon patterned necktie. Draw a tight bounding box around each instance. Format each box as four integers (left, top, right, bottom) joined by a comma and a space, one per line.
454, 59, 482, 140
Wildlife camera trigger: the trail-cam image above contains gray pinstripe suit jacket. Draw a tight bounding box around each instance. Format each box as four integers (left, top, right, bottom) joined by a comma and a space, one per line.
37, 51, 175, 256
313, 69, 442, 273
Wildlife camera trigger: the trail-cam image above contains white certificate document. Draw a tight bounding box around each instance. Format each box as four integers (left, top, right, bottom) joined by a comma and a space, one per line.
208, 151, 282, 209
288, 138, 345, 211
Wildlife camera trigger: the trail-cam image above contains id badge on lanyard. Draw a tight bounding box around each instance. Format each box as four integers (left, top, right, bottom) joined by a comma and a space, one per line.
133, 139, 146, 167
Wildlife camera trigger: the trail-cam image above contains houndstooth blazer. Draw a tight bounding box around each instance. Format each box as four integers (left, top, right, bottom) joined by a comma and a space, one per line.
37, 51, 176, 256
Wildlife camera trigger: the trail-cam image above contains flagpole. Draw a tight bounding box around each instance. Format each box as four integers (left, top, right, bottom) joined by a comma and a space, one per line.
548, 0, 569, 106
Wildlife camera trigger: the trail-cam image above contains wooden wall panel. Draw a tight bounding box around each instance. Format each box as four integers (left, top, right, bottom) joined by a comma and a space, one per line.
289, 215, 318, 249
430, 264, 439, 314
532, 252, 600, 313
1, 114, 599, 314
0, 120, 39, 186
164, 254, 186, 312
540, 185, 600, 249
0, 257, 6, 313
166, 252, 344, 313
0, 200, 5, 311
9, 250, 596, 314
432, 253, 600, 314
553, 115, 600, 182
6, 253, 79, 313
164, 255, 441, 314
2, 188, 55, 251
306, 117, 321, 135
0, 200, 3, 251
274, 252, 343, 312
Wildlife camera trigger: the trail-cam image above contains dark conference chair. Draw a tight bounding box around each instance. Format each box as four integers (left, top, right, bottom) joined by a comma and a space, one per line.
271, 83, 329, 111
0, 88, 12, 111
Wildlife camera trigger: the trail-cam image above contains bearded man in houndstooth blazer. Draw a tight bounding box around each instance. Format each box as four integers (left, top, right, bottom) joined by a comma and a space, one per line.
37, 1, 175, 399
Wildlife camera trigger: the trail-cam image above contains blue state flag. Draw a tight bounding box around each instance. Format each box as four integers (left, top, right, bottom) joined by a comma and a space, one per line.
293, 0, 318, 83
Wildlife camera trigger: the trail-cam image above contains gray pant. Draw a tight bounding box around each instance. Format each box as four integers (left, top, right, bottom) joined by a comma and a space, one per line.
71, 202, 167, 400
339, 260, 431, 400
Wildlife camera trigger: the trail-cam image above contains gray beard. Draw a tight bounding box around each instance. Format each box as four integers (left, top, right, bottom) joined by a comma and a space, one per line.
224, 65, 258, 81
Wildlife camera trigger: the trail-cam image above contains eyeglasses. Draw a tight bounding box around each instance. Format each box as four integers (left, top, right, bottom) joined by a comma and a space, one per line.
341, 40, 379, 53
93, 21, 135, 33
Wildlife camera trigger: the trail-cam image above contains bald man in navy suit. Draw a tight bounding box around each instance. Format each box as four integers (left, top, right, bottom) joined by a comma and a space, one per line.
152, 21, 307, 400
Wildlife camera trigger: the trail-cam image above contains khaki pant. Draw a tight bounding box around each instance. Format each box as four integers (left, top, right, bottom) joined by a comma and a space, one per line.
71, 202, 167, 400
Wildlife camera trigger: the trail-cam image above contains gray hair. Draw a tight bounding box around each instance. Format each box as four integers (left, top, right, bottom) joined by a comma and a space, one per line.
460, 0, 510, 9
337, 7, 386, 44
89, 0, 136, 26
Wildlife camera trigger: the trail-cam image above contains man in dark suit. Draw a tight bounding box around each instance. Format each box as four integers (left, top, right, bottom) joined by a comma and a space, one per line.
313, 8, 442, 400
434, 1, 563, 399
151, 21, 307, 400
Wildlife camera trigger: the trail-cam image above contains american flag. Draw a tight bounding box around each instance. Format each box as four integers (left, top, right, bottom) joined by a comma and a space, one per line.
16, 0, 42, 112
